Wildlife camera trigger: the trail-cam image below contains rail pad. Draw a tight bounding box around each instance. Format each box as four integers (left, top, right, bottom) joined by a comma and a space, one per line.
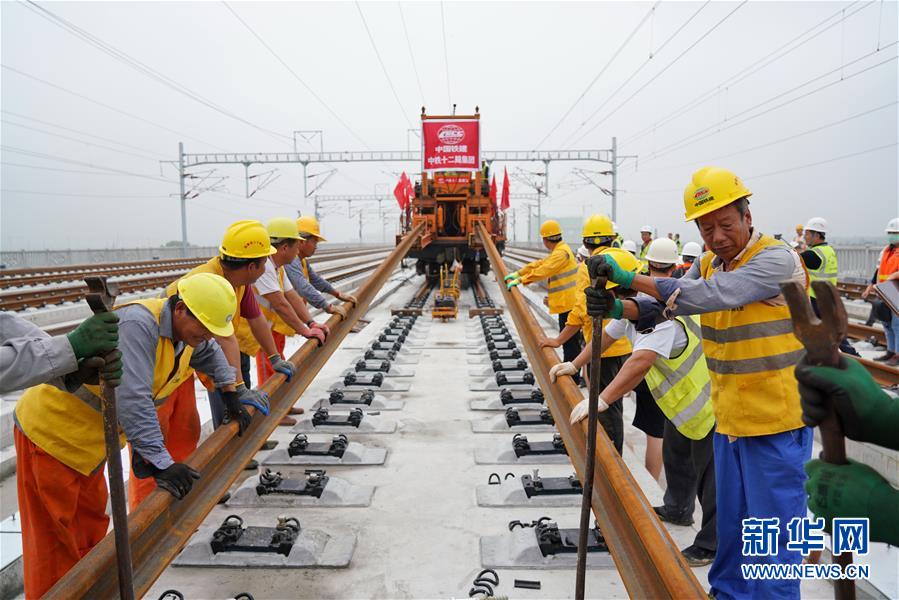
313, 396, 404, 411
476, 474, 581, 507
290, 412, 397, 434
470, 413, 556, 433
328, 380, 412, 392
474, 442, 572, 465
227, 473, 374, 508
479, 527, 614, 570
263, 442, 387, 466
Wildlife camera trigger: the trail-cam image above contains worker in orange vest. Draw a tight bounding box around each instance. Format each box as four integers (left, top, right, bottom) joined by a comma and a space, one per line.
863, 217, 899, 365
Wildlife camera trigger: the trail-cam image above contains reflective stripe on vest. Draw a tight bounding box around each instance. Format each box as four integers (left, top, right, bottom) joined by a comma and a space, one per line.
545, 242, 579, 314
644, 316, 715, 440
698, 234, 805, 437
14, 299, 197, 475
807, 244, 838, 298
236, 260, 292, 355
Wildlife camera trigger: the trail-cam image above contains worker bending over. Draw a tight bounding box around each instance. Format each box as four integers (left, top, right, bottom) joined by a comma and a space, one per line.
587, 167, 810, 599
14, 273, 238, 598
505, 219, 580, 377
539, 214, 633, 454
1, 311, 119, 394
285, 216, 358, 317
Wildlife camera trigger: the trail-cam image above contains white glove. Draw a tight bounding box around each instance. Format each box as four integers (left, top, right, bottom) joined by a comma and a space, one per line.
549, 361, 577, 383
569, 396, 610, 425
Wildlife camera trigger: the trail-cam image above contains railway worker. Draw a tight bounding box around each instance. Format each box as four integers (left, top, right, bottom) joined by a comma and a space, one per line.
795, 355, 899, 547
538, 214, 633, 454
585, 166, 811, 599
552, 244, 718, 567
863, 217, 899, 365
0, 311, 119, 394
576, 245, 591, 263
621, 239, 638, 257
504, 219, 581, 376
639, 225, 654, 274
798, 217, 859, 357
285, 215, 358, 320
792, 223, 807, 252
680, 241, 702, 273
612, 221, 624, 248
236, 217, 327, 386
14, 273, 238, 598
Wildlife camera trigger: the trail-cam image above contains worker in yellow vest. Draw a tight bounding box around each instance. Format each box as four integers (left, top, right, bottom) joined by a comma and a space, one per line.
554, 243, 718, 567
538, 214, 633, 454
285, 216, 358, 318
505, 219, 581, 375
14, 273, 238, 598
586, 167, 811, 599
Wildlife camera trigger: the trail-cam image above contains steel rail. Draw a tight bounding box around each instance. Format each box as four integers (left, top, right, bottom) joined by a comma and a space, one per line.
46, 225, 424, 600
846, 321, 885, 346
477, 223, 706, 599
850, 354, 899, 387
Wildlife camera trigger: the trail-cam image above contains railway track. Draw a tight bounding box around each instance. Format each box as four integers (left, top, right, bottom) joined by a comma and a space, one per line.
0, 248, 391, 311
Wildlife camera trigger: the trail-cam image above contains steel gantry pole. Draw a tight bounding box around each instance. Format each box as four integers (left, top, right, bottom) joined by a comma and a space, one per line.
611, 137, 618, 222
178, 142, 187, 258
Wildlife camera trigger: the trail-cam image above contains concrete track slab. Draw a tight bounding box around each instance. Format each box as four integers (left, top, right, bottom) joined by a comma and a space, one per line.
227, 473, 375, 508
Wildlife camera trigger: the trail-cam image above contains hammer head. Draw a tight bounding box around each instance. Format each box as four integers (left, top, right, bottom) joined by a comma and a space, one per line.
780, 280, 847, 367
84, 276, 119, 314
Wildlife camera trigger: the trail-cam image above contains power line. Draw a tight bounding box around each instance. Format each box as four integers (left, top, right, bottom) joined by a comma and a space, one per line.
22, 1, 292, 146
534, 2, 659, 149
398, 2, 427, 107
1, 64, 226, 150
747, 142, 897, 180
221, 2, 372, 150
568, 1, 744, 147
355, 2, 413, 129
0, 145, 175, 184
1, 119, 163, 162
1, 161, 141, 177
440, 1, 451, 109
1, 189, 169, 198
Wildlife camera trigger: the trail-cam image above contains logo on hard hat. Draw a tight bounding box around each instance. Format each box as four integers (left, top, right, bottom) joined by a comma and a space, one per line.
437, 124, 465, 145
693, 187, 713, 206
225, 314, 233, 323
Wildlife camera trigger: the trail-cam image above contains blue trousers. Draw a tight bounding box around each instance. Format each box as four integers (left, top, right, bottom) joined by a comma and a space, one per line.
882, 311, 899, 352
709, 428, 812, 600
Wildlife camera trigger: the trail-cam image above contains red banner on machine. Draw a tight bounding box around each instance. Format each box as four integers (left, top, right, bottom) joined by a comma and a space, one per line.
421, 118, 480, 172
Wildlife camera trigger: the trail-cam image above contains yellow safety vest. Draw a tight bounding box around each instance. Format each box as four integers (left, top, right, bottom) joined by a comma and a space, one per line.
518, 241, 578, 314
643, 316, 715, 440
567, 247, 632, 357
699, 235, 806, 437
164, 257, 247, 343
14, 299, 197, 475
807, 244, 838, 299
639, 242, 651, 274
235, 260, 293, 355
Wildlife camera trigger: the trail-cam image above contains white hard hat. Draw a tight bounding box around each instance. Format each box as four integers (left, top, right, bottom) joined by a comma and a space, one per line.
804, 217, 828, 234
887, 218, 899, 233
644, 238, 680, 264
639, 225, 653, 234
681, 241, 702, 258
621, 240, 637, 253
576, 245, 590, 260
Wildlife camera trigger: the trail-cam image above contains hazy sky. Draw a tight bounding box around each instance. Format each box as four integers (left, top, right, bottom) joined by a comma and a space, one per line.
2, 1, 897, 250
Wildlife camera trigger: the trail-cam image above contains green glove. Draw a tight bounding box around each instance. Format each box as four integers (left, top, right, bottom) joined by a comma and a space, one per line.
67, 312, 119, 360
805, 459, 899, 546
587, 254, 635, 288
506, 277, 522, 290
795, 356, 898, 449
504, 271, 520, 282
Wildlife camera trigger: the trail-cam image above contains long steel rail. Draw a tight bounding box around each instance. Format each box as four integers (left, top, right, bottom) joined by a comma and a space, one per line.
46, 225, 423, 600
477, 223, 706, 599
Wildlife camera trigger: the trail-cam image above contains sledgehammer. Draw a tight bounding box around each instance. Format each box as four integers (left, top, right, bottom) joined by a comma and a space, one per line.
84, 276, 135, 600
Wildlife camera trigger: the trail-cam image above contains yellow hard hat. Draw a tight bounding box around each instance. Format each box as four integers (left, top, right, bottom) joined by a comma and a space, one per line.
176, 273, 237, 337
220, 220, 276, 259
683, 167, 752, 222
267, 217, 304, 240
581, 214, 614, 239
596, 247, 643, 289
296, 215, 327, 241
539, 219, 562, 238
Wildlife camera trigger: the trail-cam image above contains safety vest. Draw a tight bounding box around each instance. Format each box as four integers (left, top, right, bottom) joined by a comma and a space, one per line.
301, 257, 311, 280
517, 241, 578, 314
877, 245, 899, 282
14, 299, 197, 475
644, 316, 715, 440
639, 243, 651, 274
574, 248, 632, 357
699, 235, 806, 437
807, 244, 838, 298
235, 259, 293, 355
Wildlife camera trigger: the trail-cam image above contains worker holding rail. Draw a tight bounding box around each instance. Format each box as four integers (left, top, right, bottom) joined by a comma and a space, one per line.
13, 273, 238, 598
585, 167, 811, 599
504, 219, 581, 380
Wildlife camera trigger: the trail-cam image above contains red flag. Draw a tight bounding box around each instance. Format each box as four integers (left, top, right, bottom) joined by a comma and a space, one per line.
394, 173, 409, 209
500, 167, 510, 211
489, 175, 497, 205
403, 172, 415, 204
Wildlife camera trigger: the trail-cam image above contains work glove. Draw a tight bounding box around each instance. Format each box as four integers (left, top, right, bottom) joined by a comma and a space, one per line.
327, 303, 349, 319
795, 356, 896, 448
338, 292, 358, 306
154, 463, 201, 500
67, 312, 119, 360
506, 276, 522, 290
805, 459, 899, 546
549, 361, 578, 383
310, 321, 330, 337
268, 354, 296, 380
235, 382, 270, 416
222, 390, 252, 435
585, 287, 623, 319
503, 271, 520, 282
587, 254, 635, 288
301, 326, 326, 347
569, 396, 610, 425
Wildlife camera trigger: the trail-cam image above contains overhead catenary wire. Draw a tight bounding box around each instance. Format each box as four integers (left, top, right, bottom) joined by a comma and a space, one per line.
355, 2, 414, 130
221, 2, 372, 150
398, 2, 427, 108
533, 2, 660, 149
1, 119, 164, 162
746, 142, 897, 181
22, 1, 293, 147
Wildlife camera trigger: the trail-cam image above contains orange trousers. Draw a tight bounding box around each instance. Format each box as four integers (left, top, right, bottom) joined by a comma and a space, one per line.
15, 427, 109, 599
256, 330, 286, 384
128, 376, 200, 510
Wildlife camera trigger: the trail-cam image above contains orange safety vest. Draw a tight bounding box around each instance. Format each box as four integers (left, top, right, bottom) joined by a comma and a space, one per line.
878, 245, 899, 282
